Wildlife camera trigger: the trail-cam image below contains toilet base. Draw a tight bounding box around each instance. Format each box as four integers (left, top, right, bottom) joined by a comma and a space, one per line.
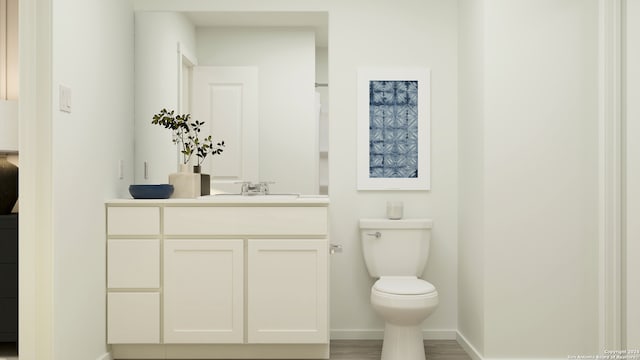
380, 323, 425, 360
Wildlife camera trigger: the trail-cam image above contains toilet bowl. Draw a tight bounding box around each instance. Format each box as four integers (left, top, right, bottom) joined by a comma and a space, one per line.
370, 276, 439, 360
359, 219, 437, 360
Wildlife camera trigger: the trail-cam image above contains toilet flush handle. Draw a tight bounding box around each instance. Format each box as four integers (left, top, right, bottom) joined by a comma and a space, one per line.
367, 232, 382, 239
330, 244, 343, 254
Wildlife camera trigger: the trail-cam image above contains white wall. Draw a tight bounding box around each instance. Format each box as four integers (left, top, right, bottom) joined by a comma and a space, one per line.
458, 0, 600, 357
196, 27, 317, 195
457, 0, 485, 354
134, 0, 460, 339
484, 1, 599, 356
326, 0, 459, 338
50, 0, 134, 359
134, 12, 195, 184
625, 0, 640, 349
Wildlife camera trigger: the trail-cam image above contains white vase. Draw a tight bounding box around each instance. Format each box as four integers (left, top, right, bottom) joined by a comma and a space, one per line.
169, 164, 201, 198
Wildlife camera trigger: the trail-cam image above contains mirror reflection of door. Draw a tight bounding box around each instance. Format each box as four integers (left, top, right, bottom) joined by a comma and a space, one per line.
191, 66, 259, 194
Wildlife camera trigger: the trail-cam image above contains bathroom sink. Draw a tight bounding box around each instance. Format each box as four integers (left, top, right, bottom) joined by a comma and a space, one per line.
209, 193, 300, 200
199, 193, 328, 204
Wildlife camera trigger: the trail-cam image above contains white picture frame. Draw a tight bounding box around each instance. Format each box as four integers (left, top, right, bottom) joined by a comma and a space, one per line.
357, 67, 431, 190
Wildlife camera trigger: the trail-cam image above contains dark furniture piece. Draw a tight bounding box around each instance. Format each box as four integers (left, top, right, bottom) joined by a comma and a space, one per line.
0, 214, 18, 342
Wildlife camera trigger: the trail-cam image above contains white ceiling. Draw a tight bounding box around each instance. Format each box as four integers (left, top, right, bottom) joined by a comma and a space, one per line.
184, 11, 329, 47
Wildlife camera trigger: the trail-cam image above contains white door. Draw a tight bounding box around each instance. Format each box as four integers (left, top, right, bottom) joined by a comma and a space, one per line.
192, 66, 259, 193
247, 239, 328, 344
164, 239, 244, 343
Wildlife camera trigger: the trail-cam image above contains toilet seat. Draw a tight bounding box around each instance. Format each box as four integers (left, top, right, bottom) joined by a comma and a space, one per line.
374, 276, 436, 295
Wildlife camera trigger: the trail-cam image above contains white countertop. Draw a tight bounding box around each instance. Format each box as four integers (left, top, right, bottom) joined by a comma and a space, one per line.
107, 194, 329, 206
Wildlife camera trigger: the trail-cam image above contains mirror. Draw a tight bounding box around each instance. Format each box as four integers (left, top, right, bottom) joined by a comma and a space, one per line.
134, 11, 329, 195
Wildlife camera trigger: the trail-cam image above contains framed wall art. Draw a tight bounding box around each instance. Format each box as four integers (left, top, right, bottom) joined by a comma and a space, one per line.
357, 67, 431, 190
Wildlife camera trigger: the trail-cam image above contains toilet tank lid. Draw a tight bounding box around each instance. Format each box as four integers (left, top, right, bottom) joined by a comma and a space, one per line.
359, 218, 433, 229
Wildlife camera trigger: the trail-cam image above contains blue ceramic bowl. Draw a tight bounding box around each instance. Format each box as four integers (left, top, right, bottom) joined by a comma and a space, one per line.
129, 184, 174, 199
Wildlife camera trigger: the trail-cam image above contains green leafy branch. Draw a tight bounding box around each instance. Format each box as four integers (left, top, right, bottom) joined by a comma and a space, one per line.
152, 108, 225, 166
189, 119, 226, 166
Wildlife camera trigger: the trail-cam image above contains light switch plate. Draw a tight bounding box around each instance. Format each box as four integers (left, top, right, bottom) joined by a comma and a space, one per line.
59, 85, 72, 113
118, 160, 124, 180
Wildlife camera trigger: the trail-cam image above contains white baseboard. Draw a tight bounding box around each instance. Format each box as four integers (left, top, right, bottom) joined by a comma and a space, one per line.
97, 352, 113, 360
330, 329, 457, 340
456, 331, 483, 360
455, 332, 569, 360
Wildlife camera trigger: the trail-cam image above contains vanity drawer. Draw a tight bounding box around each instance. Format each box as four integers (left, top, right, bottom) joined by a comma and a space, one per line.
108, 239, 160, 289
108, 292, 160, 344
164, 207, 328, 236
108, 207, 160, 235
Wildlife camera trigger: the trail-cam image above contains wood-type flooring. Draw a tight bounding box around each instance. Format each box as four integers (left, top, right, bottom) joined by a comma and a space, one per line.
0, 339, 472, 360
330, 340, 471, 360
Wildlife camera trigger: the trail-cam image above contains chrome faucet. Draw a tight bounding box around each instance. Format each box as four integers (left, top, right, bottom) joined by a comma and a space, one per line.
237, 181, 274, 196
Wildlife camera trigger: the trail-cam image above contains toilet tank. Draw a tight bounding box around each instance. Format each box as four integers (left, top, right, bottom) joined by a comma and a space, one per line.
359, 219, 433, 278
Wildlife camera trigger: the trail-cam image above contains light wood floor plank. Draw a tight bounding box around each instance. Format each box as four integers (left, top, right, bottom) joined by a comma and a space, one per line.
331, 340, 471, 360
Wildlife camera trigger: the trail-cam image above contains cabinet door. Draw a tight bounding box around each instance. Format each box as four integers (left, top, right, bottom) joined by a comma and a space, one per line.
247, 239, 328, 344
164, 239, 244, 343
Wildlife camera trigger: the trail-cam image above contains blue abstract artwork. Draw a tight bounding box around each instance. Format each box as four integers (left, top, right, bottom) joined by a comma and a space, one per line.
369, 80, 419, 178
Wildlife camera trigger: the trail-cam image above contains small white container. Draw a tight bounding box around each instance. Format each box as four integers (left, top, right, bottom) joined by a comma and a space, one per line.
169, 164, 201, 198
386, 201, 403, 220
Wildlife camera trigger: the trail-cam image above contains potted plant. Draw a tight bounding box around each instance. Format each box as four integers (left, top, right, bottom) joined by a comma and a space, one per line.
151, 108, 225, 197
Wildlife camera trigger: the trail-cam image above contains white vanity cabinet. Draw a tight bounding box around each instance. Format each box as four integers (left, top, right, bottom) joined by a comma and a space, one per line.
106, 198, 330, 359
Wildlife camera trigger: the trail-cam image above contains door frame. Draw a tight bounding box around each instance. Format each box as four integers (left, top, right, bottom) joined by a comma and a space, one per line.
19, 0, 54, 358
598, 0, 624, 350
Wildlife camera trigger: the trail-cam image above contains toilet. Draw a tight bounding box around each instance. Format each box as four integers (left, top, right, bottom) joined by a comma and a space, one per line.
359, 218, 438, 360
